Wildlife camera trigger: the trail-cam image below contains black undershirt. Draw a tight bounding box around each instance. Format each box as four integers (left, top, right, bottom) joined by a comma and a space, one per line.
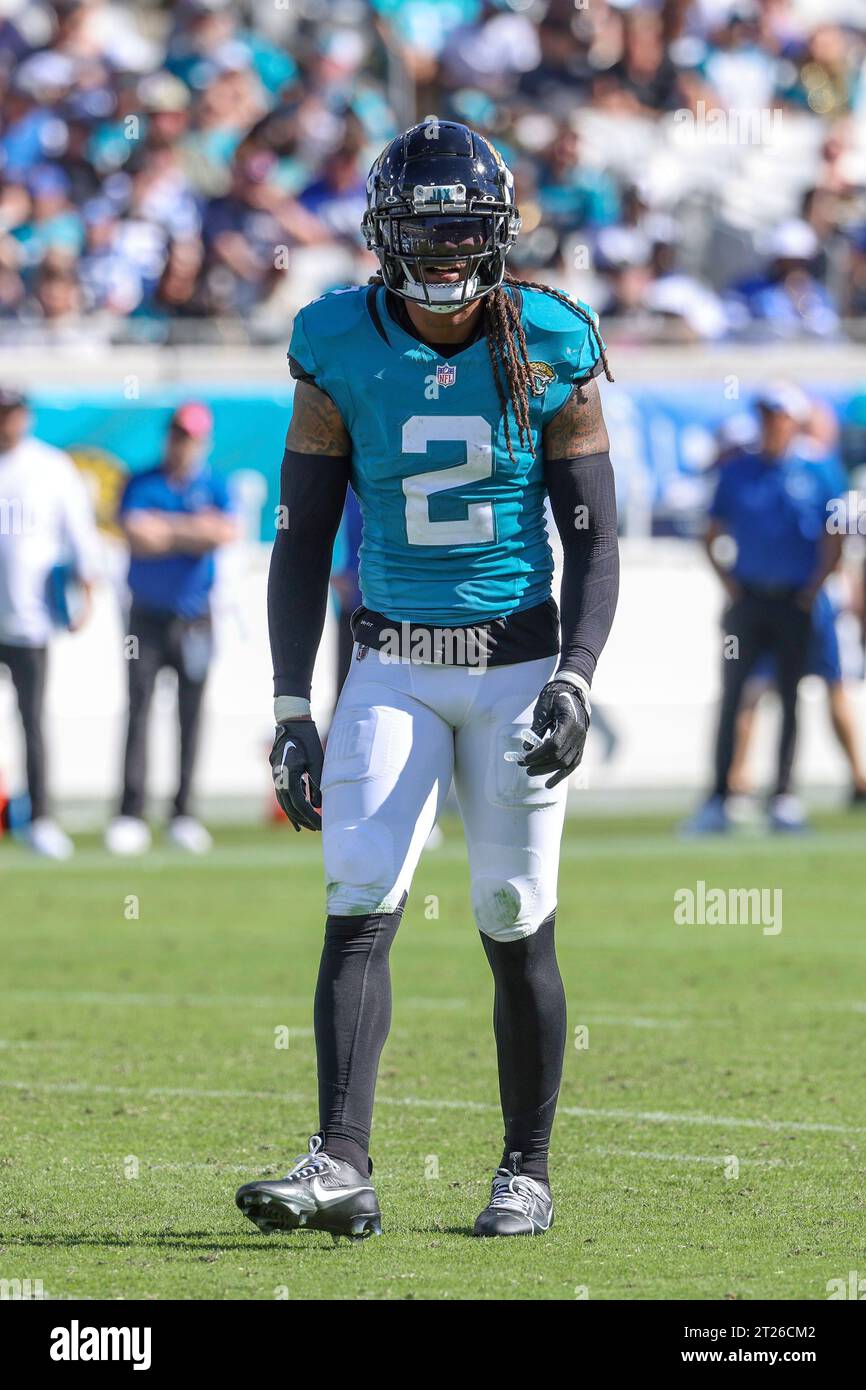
349, 598, 561, 671
385, 288, 490, 355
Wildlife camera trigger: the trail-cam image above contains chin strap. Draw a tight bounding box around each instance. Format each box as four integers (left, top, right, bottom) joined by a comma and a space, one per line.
403, 278, 482, 313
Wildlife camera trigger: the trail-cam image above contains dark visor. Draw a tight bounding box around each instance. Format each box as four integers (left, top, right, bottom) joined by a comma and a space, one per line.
396, 215, 491, 259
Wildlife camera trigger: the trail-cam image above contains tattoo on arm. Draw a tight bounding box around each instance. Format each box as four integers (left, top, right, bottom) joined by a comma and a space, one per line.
542, 378, 610, 459
287, 380, 351, 456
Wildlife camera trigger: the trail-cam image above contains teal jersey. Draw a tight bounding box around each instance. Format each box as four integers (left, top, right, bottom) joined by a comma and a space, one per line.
289, 283, 604, 624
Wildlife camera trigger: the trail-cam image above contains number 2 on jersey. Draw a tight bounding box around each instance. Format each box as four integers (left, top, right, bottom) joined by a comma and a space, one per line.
401, 415, 494, 546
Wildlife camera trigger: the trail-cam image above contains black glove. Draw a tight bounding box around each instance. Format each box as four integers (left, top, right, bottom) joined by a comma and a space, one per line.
519, 679, 590, 789
270, 719, 324, 832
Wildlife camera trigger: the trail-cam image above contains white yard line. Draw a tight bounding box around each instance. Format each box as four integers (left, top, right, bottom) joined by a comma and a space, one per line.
557, 1103, 864, 1134
40, 1148, 796, 1174
583, 1145, 788, 1168
0, 989, 750, 1029
574, 1015, 688, 1030
1, 1078, 863, 1136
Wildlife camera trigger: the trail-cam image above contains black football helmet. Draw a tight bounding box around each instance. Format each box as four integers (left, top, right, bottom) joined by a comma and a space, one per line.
362, 119, 520, 314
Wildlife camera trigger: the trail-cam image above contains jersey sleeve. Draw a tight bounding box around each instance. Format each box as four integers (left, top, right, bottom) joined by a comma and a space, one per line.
288, 307, 319, 384
522, 288, 607, 427
285, 289, 369, 431
567, 303, 606, 385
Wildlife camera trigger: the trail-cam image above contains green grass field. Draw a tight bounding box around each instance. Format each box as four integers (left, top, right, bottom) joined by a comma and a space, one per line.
2, 813, 865, 1301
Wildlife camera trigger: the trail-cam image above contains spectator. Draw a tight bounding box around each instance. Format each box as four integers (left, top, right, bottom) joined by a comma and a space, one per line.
782, 24, 860, 118
298, 139, 367, 244
106, 402, 238, 858
78, 198, 143, 315
0, 0, 863, 345
185, 55, 267, 179
643, 272, 729, 340
137, 72, 193, 160
686, 383, 847, 834
202, 151, 325, 315
1, 58, 76, 176
27, 258, 90, 345
164, 0, 243, 92
134, 237, 206, 330
725, 220, 840, 339
518, 0, 595, 108
536, 124, 620, 234
846, 225, 866, 317
11, 165, 83, 268
642, 219, 729, 339
593, 7, 682, 115
55, 98, 106, 205
727, 586, 866, 807
440, 0, 542, 97
595, 227, 654, 321
0, 386, 99, 859
703, 4, 778, 114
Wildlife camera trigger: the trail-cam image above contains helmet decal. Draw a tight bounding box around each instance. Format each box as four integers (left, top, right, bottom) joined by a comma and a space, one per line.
412, 184, 468, 210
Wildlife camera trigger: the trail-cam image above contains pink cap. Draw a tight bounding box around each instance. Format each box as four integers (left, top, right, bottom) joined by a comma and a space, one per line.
171, 401, 213, 439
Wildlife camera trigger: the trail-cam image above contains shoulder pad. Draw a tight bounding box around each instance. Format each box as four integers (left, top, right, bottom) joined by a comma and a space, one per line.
289, 284, 372, 383
518, 284, 601, 338
295, 284, 371, 341
515, 284, 605, 386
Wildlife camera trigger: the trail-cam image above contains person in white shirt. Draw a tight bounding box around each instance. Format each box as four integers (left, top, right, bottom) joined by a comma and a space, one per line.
0, 388, 99, 859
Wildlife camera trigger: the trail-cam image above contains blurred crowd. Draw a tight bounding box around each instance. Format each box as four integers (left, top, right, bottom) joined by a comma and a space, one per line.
0, 0, 865, 345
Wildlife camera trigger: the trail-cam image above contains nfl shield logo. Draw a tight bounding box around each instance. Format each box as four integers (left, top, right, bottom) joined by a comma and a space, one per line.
436, 363, 457, 388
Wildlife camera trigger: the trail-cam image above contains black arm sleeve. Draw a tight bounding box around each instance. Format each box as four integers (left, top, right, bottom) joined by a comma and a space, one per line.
268, 448, 350, 700
544, 450, 620, 686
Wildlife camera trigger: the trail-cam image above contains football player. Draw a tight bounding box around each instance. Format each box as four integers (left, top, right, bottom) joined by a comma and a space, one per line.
236, 121, 619, 1242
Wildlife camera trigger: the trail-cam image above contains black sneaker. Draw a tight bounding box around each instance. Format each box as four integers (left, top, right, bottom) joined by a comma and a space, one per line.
236, 1134, 381, 1244
473, 1152, 553, 1237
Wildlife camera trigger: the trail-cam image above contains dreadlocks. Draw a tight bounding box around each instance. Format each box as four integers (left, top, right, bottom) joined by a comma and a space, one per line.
368, 271, 613, 467
486, 274, 614, 466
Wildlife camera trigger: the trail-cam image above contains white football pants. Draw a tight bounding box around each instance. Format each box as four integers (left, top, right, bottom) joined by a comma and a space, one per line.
321, 648, 568, 940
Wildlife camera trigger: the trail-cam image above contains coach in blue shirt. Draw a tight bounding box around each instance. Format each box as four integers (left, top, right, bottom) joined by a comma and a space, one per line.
693, 382, 844, 832
106, 402, 237, 856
